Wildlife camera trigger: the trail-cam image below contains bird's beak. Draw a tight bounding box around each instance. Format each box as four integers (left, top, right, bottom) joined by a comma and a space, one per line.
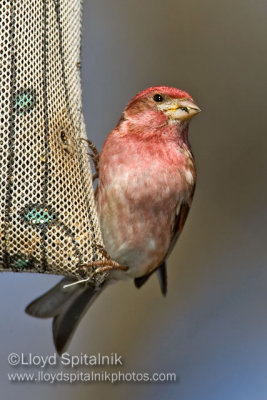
163, 99, 201, 121
178, 99, 201, 119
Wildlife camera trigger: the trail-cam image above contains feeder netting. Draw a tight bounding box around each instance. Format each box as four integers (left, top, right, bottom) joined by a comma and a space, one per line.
0, 0, 105, 281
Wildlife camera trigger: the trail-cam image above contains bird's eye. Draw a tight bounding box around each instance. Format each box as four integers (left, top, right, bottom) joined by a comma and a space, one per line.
180, 107, 189, 113
153, 94, 163, 102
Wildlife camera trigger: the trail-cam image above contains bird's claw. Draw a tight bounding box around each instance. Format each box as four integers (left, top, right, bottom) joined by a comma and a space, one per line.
80, 138, 100, 181
94, 244, 112, 260
81, 259, 128, 282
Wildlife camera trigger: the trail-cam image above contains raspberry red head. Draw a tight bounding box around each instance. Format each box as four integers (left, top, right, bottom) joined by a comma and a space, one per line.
125, 85, 200, 125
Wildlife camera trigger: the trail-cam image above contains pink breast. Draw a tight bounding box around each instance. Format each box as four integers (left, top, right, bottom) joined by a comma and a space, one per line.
97, 137, 192, 277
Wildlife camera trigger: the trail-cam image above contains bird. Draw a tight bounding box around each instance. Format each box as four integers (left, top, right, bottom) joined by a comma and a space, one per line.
25, 86, 201, 354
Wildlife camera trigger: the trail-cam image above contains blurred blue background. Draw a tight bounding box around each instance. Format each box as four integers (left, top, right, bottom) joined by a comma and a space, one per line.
1, 0, 267, 399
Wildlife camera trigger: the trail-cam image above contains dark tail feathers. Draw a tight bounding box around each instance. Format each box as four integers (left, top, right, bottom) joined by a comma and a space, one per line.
25, 278, 104, 354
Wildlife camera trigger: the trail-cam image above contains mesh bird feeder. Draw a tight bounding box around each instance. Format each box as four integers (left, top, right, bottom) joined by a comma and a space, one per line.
0, 0, 107, 284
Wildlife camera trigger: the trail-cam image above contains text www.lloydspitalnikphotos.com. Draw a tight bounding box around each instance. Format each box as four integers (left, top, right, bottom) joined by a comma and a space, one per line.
7, 352, 177, 384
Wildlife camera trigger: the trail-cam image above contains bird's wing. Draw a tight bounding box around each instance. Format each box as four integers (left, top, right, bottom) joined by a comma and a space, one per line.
166, 198, 192, 258
134, 185, 195, 295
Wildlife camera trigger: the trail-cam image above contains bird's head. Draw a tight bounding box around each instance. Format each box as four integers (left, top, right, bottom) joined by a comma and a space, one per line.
124, 86, 201, 128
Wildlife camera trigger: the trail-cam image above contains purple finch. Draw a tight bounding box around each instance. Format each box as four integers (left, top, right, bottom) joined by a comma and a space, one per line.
26, 86, 201, 353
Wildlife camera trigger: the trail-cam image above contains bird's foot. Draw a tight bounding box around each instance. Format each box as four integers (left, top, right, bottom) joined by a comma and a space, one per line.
90, 259, 128, 275
80, 244, 128, 281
